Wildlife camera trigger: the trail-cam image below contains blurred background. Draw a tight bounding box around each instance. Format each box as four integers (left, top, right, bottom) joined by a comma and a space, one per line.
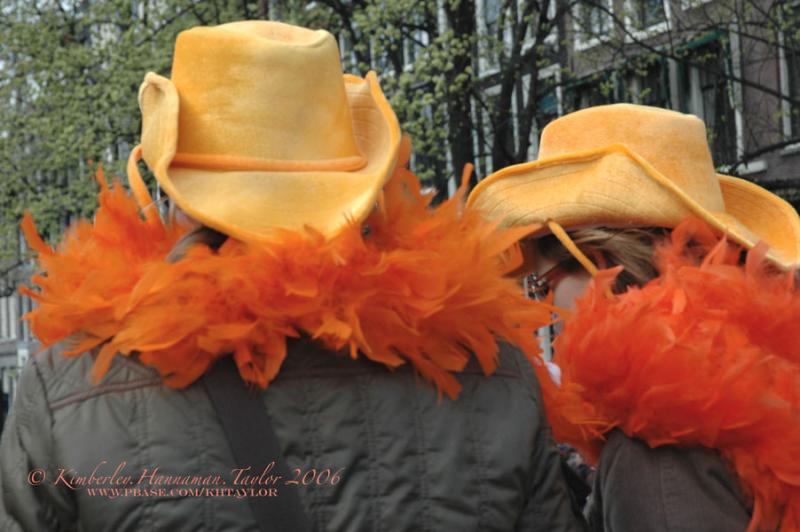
1, 0, 799, 422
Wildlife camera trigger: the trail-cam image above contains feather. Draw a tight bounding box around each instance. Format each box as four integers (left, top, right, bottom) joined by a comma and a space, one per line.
545, 217, 800, 532
22, 150, 555, 403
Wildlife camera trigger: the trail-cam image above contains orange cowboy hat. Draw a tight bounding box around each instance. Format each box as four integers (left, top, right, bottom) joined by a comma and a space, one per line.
467, 103, 800, 271
128, 20, 401, 241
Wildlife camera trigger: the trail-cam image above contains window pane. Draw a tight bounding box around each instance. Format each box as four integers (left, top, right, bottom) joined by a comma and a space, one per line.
695, 42, 737, 165
640, 61, 669, 108
564, 75, 615, 112
538, 91, 558, 121
484, 0, 502, 69
577, 1, 609, 39
635, 0, 666, 29
485, 0, 501, 28
786, 28, 800, 135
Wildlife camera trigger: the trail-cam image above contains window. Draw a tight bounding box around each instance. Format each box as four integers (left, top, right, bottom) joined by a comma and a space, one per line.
529, 73, 562, 158
564, 73, 616, 113
582, 3, 610, 35
404, 11, 430, 65
476, 81, 520, 174
371, 48, 393, 76
638, 60, 670, 108
404, 30, 429, 65
783, 25, 800, 137
476, 89, 500, 176
678, 39, 737, 165
681, 0, 713, 9
485, 0, 501, 37
525, 90, 560, 159
574, 0, 611, 45
543, 0, 559, 46
632, 0, 666, 30
481, 0, 503, 72
1, 297, 9, 340
338, 32, 357, 71
698, 61, 736, 165
537, 90, 559, 129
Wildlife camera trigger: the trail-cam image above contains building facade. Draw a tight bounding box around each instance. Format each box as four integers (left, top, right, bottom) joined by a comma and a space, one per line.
334, 0, 799, 206
468, 0, 800, 207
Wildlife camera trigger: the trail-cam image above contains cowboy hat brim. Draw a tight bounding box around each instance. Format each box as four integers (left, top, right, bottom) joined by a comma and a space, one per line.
138, 71, 400, 241
718, 174, 800, 267
467, 144, 800, 271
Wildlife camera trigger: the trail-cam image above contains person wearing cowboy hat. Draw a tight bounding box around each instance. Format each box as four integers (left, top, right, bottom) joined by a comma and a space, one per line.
468, 103, 800, 531
0, 21, 588, 531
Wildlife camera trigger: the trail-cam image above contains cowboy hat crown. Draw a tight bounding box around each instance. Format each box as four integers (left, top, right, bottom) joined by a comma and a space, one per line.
134, 20, 400, 241
168, 21, 365, 170
539, 104, 723, 212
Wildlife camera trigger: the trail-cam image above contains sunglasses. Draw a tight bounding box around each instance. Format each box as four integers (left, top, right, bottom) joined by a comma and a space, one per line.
525, 259, 580, 300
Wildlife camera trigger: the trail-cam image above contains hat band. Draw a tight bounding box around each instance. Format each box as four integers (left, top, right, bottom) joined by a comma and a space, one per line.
171, 152, 367, 173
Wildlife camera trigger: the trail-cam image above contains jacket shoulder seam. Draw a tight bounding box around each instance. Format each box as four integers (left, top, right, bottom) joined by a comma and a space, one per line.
49, 379, 162, 411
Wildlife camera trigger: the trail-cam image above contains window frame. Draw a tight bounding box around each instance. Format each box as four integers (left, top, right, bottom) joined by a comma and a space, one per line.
573, 0, 614, 52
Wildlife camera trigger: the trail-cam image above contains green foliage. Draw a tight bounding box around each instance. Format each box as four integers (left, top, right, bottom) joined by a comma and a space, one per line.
292, 0, 455, 183
1, 1, 184, 267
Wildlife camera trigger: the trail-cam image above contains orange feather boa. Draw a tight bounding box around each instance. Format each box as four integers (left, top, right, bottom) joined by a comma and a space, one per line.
546, 218, 800, 532
20, 142, 553, 400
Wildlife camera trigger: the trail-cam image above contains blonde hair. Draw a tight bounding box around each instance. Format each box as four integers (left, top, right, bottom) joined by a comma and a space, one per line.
533, 227, 668, 294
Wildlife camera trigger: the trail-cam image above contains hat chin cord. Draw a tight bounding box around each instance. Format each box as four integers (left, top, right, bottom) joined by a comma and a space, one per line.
546, 220, 616, 300
546, 220, 599, 276
126, 145, 163, 224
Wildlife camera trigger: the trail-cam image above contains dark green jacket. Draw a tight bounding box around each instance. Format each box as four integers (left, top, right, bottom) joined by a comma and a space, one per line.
1, 340, 586, 531
586, 430, 750, 532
